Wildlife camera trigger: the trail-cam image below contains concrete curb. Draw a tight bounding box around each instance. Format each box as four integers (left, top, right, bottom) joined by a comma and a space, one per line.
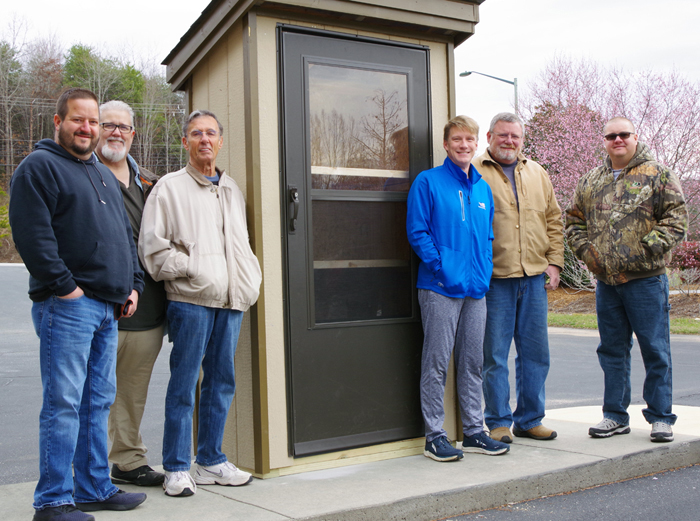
298, 439, 700, 521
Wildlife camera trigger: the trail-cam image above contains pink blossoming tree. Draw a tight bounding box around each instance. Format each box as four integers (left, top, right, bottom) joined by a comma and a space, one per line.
521, 56, 700, 288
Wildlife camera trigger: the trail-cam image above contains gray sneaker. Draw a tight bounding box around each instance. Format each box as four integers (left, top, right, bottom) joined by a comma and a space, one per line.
588, 418, 630, 438
650, 421, 674, 442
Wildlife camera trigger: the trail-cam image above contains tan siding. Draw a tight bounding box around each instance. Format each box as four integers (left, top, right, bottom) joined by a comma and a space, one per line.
254, 14, 289, 472
190, 61, 210, 112
428, 40, 450, 166
228, 19, 257, 473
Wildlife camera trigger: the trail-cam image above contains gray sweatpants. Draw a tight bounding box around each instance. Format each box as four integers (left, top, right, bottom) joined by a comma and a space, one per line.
418, 289, 486, 441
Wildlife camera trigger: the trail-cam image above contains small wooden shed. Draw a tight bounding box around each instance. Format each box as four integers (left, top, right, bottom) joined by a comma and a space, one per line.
163, 0, 485, 478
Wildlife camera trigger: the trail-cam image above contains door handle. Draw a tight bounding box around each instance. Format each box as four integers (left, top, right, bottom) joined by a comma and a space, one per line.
289, 185, 299, 233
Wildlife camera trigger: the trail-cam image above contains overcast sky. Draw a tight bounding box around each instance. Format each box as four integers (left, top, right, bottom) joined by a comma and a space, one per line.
6, 0, 699, 152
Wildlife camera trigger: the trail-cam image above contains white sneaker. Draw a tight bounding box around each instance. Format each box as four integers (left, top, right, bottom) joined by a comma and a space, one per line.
163, 470, 196, 497
193, 461, 253, 486
650, 421, 674, 442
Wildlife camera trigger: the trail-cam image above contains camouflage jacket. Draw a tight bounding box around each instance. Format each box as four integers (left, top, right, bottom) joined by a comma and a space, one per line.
565, 143, 687, 285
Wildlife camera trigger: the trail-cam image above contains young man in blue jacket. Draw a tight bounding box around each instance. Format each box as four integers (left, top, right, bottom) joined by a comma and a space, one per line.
407, 116, 509, 462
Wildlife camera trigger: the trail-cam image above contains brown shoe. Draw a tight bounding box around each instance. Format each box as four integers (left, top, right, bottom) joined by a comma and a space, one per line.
489, 427, 513, 444
513, 424, 557, 440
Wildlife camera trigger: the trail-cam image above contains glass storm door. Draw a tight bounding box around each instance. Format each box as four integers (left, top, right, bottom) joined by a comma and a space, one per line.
279, 26, 431, 456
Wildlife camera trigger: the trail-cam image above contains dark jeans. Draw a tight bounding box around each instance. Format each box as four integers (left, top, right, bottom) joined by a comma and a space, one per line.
595, 274, 676, 425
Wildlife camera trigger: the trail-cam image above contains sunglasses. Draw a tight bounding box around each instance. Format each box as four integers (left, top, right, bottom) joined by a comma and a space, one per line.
604, 132, 635, 141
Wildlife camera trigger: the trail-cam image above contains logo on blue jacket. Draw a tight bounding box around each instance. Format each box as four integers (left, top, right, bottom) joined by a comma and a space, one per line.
478, 202, 486, 210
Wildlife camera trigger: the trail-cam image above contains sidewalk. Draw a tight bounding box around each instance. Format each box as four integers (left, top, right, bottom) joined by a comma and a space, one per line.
7, 404, 700, 521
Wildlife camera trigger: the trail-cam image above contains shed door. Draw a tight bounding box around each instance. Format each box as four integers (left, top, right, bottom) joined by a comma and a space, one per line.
279, 26, 431, 456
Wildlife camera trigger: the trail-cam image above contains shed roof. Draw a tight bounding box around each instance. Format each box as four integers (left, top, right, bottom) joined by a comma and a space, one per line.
163, 0, 485, 90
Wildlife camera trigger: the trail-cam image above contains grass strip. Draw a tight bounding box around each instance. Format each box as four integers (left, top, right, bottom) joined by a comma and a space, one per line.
548, 313, 700, 335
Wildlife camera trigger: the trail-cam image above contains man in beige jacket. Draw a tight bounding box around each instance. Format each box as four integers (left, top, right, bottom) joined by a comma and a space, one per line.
472, 112, 564, 444
140, 110, 262, 498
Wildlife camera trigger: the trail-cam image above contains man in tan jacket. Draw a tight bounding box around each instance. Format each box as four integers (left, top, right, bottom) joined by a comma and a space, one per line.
472, 112, 564, 444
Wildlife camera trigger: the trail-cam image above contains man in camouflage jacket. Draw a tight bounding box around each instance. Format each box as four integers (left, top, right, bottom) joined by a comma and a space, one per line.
565, 117, 687, 443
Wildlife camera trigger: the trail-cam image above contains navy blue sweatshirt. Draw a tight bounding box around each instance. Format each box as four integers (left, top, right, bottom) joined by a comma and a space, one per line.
9, 139, 144, 303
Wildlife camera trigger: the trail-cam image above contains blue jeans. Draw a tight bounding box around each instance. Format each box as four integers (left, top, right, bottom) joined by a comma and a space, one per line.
483, 274, 550, 431
596, 274, 675, 425
163, 301, 243, 471
31, 295, 119, 510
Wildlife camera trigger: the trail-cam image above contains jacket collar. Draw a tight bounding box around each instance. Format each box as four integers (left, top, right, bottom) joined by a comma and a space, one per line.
185, 163, 226, 186
604, 142, 653, 172
37, 138, 97, 165
443, 156, 481, 185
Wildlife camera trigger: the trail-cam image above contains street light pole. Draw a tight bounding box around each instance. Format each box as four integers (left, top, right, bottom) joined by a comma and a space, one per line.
459, 70, 518, 116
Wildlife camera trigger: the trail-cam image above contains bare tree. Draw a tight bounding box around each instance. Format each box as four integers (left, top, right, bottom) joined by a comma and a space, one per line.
0, 18, 28, 183
310, 109, 363, 169
357, 89, 406, 170
23, 35, 64, 150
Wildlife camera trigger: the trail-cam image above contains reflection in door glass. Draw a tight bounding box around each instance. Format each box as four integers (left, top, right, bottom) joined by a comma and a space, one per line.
309, 64, 409, 192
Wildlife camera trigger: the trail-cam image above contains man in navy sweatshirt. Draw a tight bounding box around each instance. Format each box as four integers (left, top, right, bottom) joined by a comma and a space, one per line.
9, 88, 147, 521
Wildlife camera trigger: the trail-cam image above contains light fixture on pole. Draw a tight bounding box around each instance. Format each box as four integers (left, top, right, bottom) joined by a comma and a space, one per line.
459, 70, 518, 116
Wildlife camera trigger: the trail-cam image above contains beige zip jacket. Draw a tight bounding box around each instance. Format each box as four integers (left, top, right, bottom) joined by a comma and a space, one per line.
473, 151, 564, 278
139, 164, 261, 311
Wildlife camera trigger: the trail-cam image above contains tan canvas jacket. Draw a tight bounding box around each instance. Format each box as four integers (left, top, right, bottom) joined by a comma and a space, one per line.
473, 151, 564, 278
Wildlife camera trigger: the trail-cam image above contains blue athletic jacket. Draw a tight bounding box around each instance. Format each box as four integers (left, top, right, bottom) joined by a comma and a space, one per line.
406, 157, 494, 299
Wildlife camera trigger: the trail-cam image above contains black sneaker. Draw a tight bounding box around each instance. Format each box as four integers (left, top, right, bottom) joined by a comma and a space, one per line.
111, 464, 165, 486
75, 489, 147, 512
588, 418, 630, 438
424, 435, 464, 462
462, 431, 510, 455
650, 421, 674, 442
33, 505, 95, 521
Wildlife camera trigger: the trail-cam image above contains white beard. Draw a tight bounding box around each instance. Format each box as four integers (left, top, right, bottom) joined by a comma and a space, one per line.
100, 141, 127, 163
492, 146, 517, 163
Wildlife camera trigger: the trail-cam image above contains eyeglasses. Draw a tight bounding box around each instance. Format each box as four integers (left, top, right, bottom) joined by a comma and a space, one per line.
604, 132, 635, 141
189, 130, 219, 139
494, 132, 522, 141
101, 123, 133, 134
